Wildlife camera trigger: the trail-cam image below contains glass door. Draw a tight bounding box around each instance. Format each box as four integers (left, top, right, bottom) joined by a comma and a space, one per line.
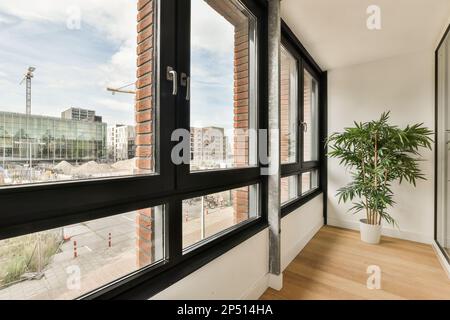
436, 32, 450, 261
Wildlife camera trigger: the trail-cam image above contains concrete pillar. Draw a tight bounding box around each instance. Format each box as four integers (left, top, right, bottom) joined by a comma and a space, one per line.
267, 0, 282, 287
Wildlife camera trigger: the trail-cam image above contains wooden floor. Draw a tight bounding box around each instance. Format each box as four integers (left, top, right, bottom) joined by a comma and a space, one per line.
261, 226, 450, 300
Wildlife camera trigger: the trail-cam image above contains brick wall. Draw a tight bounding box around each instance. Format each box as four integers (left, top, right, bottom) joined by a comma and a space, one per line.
303, 70, 312, 161
233, 23, 250, 168
280, 51, 292, 202
136, 0, 155, 268
233, 21, 250, 224
280, 52, 291, 165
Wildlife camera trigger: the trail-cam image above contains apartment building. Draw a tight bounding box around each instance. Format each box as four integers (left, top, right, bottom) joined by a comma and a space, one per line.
107, 125, 136, 162
190, 127, 228, 170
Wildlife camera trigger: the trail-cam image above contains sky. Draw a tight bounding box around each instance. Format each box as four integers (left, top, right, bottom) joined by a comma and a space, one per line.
0, 0, 235, 132
0, 0, 137, 126
191, 0, 235, 134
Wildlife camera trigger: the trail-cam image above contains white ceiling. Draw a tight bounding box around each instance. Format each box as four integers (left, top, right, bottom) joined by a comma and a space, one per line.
281, 0, 450, 70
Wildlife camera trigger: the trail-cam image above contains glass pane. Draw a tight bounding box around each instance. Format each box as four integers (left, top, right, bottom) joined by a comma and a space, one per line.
301, 170, 319, 195
436, 36, 450, 257
280, 46, 298, 164
303, 69, 319, 162
0, 206, 165, 300
0, 0, 156, 188
311, 170, 319, 190
281, 175, 298, 205
301, 172, 311, 195
190, 0, 257, 171
182, 185, 259, 249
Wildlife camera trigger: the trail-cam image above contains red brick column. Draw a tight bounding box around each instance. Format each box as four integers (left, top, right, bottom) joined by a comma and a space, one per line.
233, 23, 250, 224
280, 53, 290, 164
136, 0, 155, 268
303, 72, 312, 160
136, 208, 154, 267
280, 52, 291, 201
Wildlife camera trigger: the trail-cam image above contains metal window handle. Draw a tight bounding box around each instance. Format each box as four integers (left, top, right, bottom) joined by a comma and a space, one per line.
186, 76, 190, 101
167, 66, 178, 96
181, 73, 190, 101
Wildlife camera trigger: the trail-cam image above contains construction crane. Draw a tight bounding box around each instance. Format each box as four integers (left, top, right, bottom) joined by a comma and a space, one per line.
19, 66, 36, 172
107, 82, 136, 95
20, 66, 36, 115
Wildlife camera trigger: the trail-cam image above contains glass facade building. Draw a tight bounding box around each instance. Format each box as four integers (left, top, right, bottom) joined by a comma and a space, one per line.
0, 111, 107, 165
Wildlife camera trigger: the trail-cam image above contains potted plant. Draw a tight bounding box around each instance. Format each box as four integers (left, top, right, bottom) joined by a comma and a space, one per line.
327, 112, 433, 244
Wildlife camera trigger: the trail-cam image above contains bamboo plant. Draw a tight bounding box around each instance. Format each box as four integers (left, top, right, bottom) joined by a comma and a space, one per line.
327, 112, 433, 226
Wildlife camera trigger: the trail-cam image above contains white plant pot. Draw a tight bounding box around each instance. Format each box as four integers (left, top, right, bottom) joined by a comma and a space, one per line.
359, 219, 381, 244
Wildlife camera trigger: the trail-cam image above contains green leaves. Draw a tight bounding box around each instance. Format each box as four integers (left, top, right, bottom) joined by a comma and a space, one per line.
327, 112, 433, 227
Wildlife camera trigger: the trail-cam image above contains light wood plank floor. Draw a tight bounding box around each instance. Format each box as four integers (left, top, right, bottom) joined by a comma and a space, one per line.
261, 226, 450, 300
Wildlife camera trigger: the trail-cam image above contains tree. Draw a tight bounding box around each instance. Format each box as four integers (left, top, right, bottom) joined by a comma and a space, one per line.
327, 112, 433, 226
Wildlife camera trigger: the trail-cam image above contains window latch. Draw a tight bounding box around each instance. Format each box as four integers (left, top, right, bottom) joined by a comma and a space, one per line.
181, 73, 190, 101
166, 66, 178, 96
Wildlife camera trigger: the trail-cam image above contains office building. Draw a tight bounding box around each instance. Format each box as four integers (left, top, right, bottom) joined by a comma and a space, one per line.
107, 124, 136, 162
0, 110, 107, 164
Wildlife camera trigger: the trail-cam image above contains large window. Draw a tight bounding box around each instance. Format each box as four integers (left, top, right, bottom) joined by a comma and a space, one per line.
280, 175, 298, 205
280, 30, 323, 212
0, 0, 267, 300
190, 0, 257, 171
303, 69, 319, 162
182, 184, 259, 249
0, 0, 154, 188
280, 170, 319, 207
280, 46, 298, 165
0, 206, 164, 300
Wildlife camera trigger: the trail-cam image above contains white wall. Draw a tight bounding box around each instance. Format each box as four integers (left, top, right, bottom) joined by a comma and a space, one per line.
436, 17, 450, 48
152, 194, 323, 300
327, 50, 435, 244
281, 195, 324, 270
153, 229, 270, 300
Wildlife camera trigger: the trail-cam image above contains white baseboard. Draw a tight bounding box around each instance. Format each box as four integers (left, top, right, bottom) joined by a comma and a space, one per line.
282, 217, 324, 271
268, 273, 283, 291
327, 217, 433, 244
240, 274, 270, 300
432, 241, 450, 280
242, 214, 324, 299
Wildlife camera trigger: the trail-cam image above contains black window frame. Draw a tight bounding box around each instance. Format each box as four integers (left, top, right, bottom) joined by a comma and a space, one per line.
434, 22, 450, 265
280, 21, 327, 217
0, 0, 268, 300
175, 0, 264, 193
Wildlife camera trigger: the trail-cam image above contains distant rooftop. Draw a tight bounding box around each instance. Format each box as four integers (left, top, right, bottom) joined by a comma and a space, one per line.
0, 109, 105, 125
61, 107, 103, 123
